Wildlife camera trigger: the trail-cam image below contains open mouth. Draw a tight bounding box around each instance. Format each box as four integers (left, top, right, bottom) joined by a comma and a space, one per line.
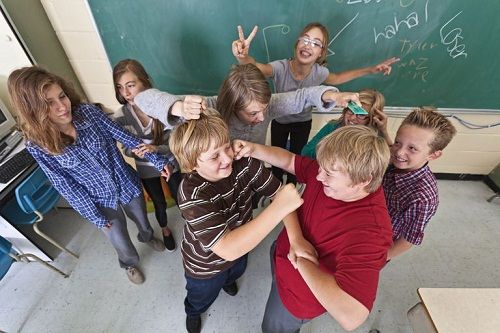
299, 49, 312, 58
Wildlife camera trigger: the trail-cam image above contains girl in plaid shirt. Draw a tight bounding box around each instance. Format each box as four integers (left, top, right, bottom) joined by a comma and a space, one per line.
8, 66, 174, 284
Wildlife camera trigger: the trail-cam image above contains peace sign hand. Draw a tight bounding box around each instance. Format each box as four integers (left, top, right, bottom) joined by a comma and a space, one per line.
232, 25, 258, 59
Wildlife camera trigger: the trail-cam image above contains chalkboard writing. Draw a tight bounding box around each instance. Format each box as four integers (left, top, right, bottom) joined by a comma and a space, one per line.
89, 0, 500, 109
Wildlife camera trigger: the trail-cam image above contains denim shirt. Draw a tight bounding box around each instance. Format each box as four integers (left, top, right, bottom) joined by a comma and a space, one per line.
27, 103, 174, 228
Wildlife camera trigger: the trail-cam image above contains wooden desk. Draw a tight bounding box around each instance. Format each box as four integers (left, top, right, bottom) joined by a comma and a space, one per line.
409, 288, 500, 333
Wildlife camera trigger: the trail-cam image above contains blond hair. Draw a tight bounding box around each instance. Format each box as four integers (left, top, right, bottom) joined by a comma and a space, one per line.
8, 66, 82, 154
401, 107, 456, 152
169, 109, 230, 172
217, 64, 271, 123
316, 125, 390, 193
336, 89, 386, 134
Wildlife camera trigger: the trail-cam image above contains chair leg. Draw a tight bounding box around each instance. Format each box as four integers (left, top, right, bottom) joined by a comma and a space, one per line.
19, 253, 69, 278
487, 193, 500, 202
33, 220, 79, 259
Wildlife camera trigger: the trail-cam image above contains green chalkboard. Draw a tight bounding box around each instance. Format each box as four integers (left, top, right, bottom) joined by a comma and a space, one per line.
89, 0, 500, 110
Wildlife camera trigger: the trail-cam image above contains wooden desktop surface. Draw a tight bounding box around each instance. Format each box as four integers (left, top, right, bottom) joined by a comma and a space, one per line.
418, 288, 500, 333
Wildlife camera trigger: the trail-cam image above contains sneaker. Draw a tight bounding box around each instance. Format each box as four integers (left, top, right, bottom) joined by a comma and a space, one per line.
186, 315, 201, 333
126, 266, 144, 284
147, 237, 166, 252
163, 233, 176, 252
222, 281, 238, 296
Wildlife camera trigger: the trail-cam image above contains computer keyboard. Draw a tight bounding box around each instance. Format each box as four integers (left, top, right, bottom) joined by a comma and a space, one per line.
0, 149, 36, 184
0, 130, 24, 163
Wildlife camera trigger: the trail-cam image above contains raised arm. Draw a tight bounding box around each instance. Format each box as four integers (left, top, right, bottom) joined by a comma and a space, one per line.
233, 140, 296, 175
134, 88, 206, 127
324, 57, 400, 85
231, 25, 273, 77
268, 86, 360, 120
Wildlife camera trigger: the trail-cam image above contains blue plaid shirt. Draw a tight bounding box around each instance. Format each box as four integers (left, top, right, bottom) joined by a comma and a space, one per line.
27, 103, 174, 228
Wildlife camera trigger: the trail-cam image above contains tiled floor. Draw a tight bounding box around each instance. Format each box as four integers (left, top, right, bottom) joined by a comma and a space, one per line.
1, 180, 499, 333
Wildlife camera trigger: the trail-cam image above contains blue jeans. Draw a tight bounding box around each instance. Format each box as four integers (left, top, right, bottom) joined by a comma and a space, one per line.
184, 254, 248, 317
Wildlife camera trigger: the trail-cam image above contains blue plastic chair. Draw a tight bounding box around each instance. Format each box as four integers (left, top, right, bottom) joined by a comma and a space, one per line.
0, 235, 68, 278
0, 167, 78, 259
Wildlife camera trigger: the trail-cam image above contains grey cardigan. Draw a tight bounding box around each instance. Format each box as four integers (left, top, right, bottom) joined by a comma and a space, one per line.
114, 104, 178, 178
134, 85, 338, 145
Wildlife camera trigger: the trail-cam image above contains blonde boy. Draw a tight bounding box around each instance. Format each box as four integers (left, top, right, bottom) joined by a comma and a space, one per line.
169, 110, 310, 333
233, 125, 393, 332
384, 108, 456, 259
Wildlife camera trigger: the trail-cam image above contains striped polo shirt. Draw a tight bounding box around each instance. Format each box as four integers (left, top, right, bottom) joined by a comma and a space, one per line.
178, 157, 281, 278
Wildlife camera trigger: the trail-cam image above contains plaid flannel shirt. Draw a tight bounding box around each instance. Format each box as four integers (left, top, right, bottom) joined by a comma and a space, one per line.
382, 164, 438, 245
27, 103, 174, 228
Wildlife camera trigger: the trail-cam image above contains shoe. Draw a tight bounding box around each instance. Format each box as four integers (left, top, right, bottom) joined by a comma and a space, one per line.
126, 266, 144, 284
186, 315, 201, 333
222, 281, 238, 296
147, 237, 166, 252
163, 233, 176, 252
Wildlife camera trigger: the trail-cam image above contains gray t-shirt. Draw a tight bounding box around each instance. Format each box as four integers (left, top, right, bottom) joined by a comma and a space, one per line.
135, 86, 338, 145
271, 59, 329, 124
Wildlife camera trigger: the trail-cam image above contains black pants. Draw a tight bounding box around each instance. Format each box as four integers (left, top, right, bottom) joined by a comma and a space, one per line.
270, 119, 312, 184
141, 171, 182, 228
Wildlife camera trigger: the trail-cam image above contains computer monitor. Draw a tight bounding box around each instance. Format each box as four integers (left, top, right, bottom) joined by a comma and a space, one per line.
0, 97, 16, 141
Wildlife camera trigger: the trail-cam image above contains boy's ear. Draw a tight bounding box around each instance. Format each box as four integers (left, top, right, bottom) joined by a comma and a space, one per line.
428, 150, 443, 161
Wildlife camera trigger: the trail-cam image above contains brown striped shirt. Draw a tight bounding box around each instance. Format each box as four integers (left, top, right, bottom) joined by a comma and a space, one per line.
178, 157, 281, 278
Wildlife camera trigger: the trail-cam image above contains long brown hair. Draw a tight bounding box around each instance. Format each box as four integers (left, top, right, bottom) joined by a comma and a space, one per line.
294, 22, 329, 66
217, 64, 271, 123
7, 66, 82, 154
113, 59, 164, 146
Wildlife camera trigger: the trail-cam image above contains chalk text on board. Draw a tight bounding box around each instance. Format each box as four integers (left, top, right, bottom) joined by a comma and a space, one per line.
398, 57, 429, 82
373, 0, 429, 44
400, 39, 438, 57
344, 0, 382, 4
439, 11, 467, 59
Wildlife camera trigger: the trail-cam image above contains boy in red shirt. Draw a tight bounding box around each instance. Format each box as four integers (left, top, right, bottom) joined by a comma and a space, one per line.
234, 125, 393, 332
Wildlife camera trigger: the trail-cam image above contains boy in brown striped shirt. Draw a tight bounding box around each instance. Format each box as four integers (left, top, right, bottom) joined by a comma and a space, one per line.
169, 110, 315, 333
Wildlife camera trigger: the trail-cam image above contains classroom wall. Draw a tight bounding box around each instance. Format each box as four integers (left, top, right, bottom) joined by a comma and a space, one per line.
1, 0, 85, 106
40, 0, 500, 175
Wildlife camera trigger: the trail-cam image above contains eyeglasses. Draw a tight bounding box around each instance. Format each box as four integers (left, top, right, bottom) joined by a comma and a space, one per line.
298, 37, 324, 49
345, 108, 369, 120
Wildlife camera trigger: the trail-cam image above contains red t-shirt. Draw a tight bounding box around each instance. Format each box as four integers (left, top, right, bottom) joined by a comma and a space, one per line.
274, 156, 393, 319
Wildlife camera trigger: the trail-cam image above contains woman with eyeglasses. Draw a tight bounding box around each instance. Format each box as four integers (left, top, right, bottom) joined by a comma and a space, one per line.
301, 89, 391, 159
233, 23, 398, 184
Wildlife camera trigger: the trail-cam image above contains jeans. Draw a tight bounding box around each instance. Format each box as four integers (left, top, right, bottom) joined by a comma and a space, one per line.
100, 194, 154, 268
184, 254, 248, 317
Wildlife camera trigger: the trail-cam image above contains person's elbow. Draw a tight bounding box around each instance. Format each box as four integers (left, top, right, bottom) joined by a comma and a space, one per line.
211, 236, 240, 262
335, 308, 369, 331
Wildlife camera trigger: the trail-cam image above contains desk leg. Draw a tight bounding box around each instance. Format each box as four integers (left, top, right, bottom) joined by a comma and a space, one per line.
0, 215, 51, 261
407, 302, 438, 333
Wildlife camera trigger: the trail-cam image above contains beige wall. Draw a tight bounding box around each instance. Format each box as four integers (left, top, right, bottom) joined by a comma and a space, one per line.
1, 0, 85, 102
40, 0, 500, 175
